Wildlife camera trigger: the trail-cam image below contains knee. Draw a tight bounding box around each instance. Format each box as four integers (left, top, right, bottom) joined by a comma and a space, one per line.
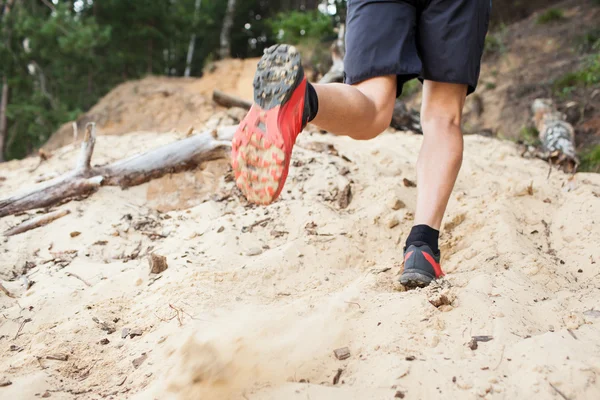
351, 117, 391, 140
351, 97, 396, 141
420, 111, 462, 134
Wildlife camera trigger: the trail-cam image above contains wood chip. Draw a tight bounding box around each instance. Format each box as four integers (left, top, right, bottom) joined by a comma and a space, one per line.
132, 353, 148, 369
472, 335, 493, 343
333, 347, 350, 360
70, 231, 81, 238
121, 328, 130, 339
468, 338, 478, 350
395, 391, 405, 398
332, 368, 343, 385
389, 198, 405, 210
402, 178, 416, 188
46, 353, 69, 361
338, 184, 352, 209
148, 253, 168, 274
129, 329, 143, 338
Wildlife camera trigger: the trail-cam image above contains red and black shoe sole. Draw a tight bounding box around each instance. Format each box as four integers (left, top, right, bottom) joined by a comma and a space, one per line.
231, 44, 305, 205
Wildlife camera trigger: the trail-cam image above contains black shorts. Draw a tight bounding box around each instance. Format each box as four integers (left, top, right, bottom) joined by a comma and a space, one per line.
344, 0, 491, 96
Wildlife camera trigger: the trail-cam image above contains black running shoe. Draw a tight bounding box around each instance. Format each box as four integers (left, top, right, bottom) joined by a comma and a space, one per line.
400, 242, 444, 288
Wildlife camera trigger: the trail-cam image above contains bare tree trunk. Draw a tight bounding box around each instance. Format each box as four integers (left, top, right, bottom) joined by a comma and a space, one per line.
184, 0, 202, 77
0, 76, 8, 162
219, 0, 236, 59
0, 124, 235, 219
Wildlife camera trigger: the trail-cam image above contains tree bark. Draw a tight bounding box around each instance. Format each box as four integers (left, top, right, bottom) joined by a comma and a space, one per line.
0, 77, 8, 162
184, 0, 202, 77
213, 89, 251, 110
319, 24, 345, 84
219, 0, 237, 59
0, 124, 235, 219
531, 98, 578, 172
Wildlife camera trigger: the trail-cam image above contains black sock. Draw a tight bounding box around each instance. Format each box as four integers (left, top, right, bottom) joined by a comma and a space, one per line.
305, 82, 319, 123
405, 225, 440, 254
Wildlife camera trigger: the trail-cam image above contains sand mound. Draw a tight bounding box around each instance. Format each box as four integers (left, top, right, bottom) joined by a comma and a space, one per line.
1, 117, 599, 399
43, 58, 259, 151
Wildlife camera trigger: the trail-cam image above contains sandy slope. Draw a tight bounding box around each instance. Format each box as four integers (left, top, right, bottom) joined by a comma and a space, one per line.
1, 120, 600, 399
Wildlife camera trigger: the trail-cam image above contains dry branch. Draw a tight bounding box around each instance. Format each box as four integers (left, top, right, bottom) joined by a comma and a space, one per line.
4, 209, 70, 236
0, 123, 234, 220
213, 89, 252, 110
531, 99, 579, 172
319, 24, 345, 84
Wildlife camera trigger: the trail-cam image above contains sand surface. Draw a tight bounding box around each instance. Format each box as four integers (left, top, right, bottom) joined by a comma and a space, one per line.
1, 60, 600, 400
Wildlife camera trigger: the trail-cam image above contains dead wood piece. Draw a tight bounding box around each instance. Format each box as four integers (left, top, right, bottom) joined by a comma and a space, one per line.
0, 378, 12, 387
3, 209, 71, 236
148, 253, 168, 274
0, 282, 15, 298
95, 130, 231, 188
391, 100, 422, 133
531, 99, 578, 172
338, 184, 352, 209
213, 89, 252, 111
333, 347, 350, 360
332, 368, 343, 385
65, 272, 92, 287
0, 126, 234, 218
320, 25, 346, 84
46, 353, 69, 361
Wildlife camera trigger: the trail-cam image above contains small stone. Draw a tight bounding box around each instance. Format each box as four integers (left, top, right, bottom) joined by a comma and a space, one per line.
405, 355, 416, 361
121, 328, 131, 339
394, 390, 405, 398
148, 253, 168, 274
132, 353, 148, 369
388, 198, 405, 210
41, 391, 51, 398
333, 347, 351, 360
217, 226, 225, 233
70, 231, 81, 238
246, 247, 263, 257
129, 329, 143, 338
468, 338, 478, 350
99, 339, 110, 345
388, 216, 400, 229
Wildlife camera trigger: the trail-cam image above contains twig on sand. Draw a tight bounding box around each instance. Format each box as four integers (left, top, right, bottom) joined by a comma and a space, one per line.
4, 209, 70, 236
14, 318, 32, 339
549, 383, 571, 400
494, 345, 505, 370
0, 282, 15, 298
169, 304, 184, 326
65, 272, 92, 287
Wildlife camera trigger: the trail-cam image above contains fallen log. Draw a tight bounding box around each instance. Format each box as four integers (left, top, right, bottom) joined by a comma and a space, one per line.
319, 24, 345, 85
0, 123, 234, 219
213, 89, 252, 111
4, 209, 70, 236
531, 98, 579, 172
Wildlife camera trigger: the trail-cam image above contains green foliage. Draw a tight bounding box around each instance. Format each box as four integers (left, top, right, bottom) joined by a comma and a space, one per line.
485, 82, 497, 90
400, 79, 421, 98
553, 49, 600, 97
536, 8, 565, 25
269, 10, 334, 45
519, 125, 540, 146
579, 145, 600, 173
576, 28, 600, 53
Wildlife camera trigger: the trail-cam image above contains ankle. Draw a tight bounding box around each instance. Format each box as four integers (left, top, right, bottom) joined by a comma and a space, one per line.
405, 224, 440, 254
